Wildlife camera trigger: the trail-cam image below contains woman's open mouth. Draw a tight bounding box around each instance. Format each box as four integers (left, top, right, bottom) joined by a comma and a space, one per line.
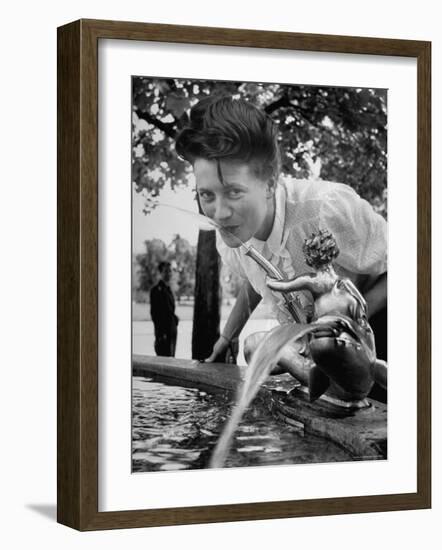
219, 226, 244, 247
220, 225, 241, 236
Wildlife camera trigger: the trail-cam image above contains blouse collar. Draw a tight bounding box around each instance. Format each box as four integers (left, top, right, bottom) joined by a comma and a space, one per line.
250, 182, 287, 256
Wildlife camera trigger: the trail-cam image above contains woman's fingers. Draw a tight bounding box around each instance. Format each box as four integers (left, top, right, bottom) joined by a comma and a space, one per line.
204, 338, 229, 363
202, 335, 241, 364
204, 350, 217, 363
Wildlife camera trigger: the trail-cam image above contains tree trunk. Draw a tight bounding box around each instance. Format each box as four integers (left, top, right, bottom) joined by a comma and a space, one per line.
192, 230, 220, 360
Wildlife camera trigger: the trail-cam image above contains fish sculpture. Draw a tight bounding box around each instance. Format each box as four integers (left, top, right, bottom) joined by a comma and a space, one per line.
265, 229, 387, 404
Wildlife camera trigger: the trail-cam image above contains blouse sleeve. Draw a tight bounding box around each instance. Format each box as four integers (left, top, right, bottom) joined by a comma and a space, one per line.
318, 183, 387, 276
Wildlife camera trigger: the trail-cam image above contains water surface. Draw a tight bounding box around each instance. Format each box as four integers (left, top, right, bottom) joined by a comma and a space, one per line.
132, 376, 352, 472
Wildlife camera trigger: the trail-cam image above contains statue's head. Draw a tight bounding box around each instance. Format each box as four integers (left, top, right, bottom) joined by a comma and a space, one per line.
303, 229, 340, 269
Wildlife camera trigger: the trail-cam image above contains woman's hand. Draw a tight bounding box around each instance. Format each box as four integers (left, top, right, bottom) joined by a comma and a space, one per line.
205, 335, 238, 364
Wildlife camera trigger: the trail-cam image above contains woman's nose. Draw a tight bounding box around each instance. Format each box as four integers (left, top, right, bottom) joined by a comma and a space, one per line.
213, 198, 232, 222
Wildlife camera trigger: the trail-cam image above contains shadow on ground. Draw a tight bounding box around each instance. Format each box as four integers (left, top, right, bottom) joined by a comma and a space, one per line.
26, 504, 57, 521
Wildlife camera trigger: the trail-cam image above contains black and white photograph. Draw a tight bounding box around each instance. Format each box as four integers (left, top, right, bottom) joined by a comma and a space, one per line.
2, 0, 435, 541
131, 77, 388, 472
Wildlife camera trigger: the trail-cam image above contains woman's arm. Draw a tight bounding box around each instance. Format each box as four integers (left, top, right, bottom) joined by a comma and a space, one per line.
205, 280, 261, 362
222, 280, 261, 341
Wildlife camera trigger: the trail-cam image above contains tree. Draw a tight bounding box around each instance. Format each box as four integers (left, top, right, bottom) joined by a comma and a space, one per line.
136, 235, 197, 299
132, 78, 387, 358
169, 235, 196, 301
135, 238, 169, 293
265, 85, 387, 217
192, 230, 221, 360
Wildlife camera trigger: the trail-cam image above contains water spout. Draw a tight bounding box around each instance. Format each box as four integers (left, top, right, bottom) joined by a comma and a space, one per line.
209, 324, 311, 468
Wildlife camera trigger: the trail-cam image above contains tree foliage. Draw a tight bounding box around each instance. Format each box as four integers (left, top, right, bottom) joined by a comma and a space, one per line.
169, 234, 196, 300
135, 235, 196, 301
135, 238, 168, 293
132, 78, 387, 217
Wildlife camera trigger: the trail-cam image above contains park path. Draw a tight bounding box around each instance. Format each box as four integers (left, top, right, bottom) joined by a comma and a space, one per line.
133, 307, 278, 366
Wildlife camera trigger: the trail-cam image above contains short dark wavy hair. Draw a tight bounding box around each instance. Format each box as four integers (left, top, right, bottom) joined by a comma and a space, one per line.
158, 261, 171, 273
175, 95, 281, 182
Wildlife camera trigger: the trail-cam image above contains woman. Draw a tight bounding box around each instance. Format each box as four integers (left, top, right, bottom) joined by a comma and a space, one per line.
175, 95, 388, 375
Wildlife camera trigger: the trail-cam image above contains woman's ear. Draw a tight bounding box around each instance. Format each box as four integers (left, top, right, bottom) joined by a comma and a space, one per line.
265, 177, 277, 198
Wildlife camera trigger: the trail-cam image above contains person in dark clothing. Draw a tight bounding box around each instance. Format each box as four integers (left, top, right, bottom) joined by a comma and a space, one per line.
150, 261, 179, 357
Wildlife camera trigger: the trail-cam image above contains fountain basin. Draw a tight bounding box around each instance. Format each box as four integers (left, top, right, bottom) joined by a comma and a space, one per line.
132, 355, 386, 471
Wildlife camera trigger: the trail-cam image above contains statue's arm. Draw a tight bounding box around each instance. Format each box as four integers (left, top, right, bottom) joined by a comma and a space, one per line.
266, 273, 316, 294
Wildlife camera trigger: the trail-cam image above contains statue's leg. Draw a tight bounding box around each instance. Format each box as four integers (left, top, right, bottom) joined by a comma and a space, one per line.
276, 341, 312, 385
244, 331, 313, 382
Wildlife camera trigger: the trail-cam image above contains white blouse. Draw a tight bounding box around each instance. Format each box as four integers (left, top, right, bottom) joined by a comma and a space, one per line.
216, 177, 387, 324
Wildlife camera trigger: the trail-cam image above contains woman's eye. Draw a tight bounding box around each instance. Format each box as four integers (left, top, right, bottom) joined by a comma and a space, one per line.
198, 191, 213, 202
227, 190, 242, 199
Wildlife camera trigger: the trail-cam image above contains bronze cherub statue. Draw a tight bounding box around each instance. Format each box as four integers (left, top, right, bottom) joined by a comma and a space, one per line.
248, 229, 387, 405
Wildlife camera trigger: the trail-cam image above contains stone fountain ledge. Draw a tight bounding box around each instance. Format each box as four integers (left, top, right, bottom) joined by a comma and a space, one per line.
132, 354, 245, 393
132, 355, 387, 460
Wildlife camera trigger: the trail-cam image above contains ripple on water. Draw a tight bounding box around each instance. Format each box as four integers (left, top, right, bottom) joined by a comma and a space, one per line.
132, 376, 352, 473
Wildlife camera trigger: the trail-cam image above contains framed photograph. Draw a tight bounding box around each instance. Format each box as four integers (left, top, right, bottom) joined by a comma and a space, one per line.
57, 19, 431, 530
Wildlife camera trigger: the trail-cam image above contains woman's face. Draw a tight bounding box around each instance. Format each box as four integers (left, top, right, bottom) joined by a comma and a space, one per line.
194, 158, 275, 247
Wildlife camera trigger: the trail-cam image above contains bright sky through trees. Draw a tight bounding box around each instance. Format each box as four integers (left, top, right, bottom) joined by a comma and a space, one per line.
133, 182, 199, 252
